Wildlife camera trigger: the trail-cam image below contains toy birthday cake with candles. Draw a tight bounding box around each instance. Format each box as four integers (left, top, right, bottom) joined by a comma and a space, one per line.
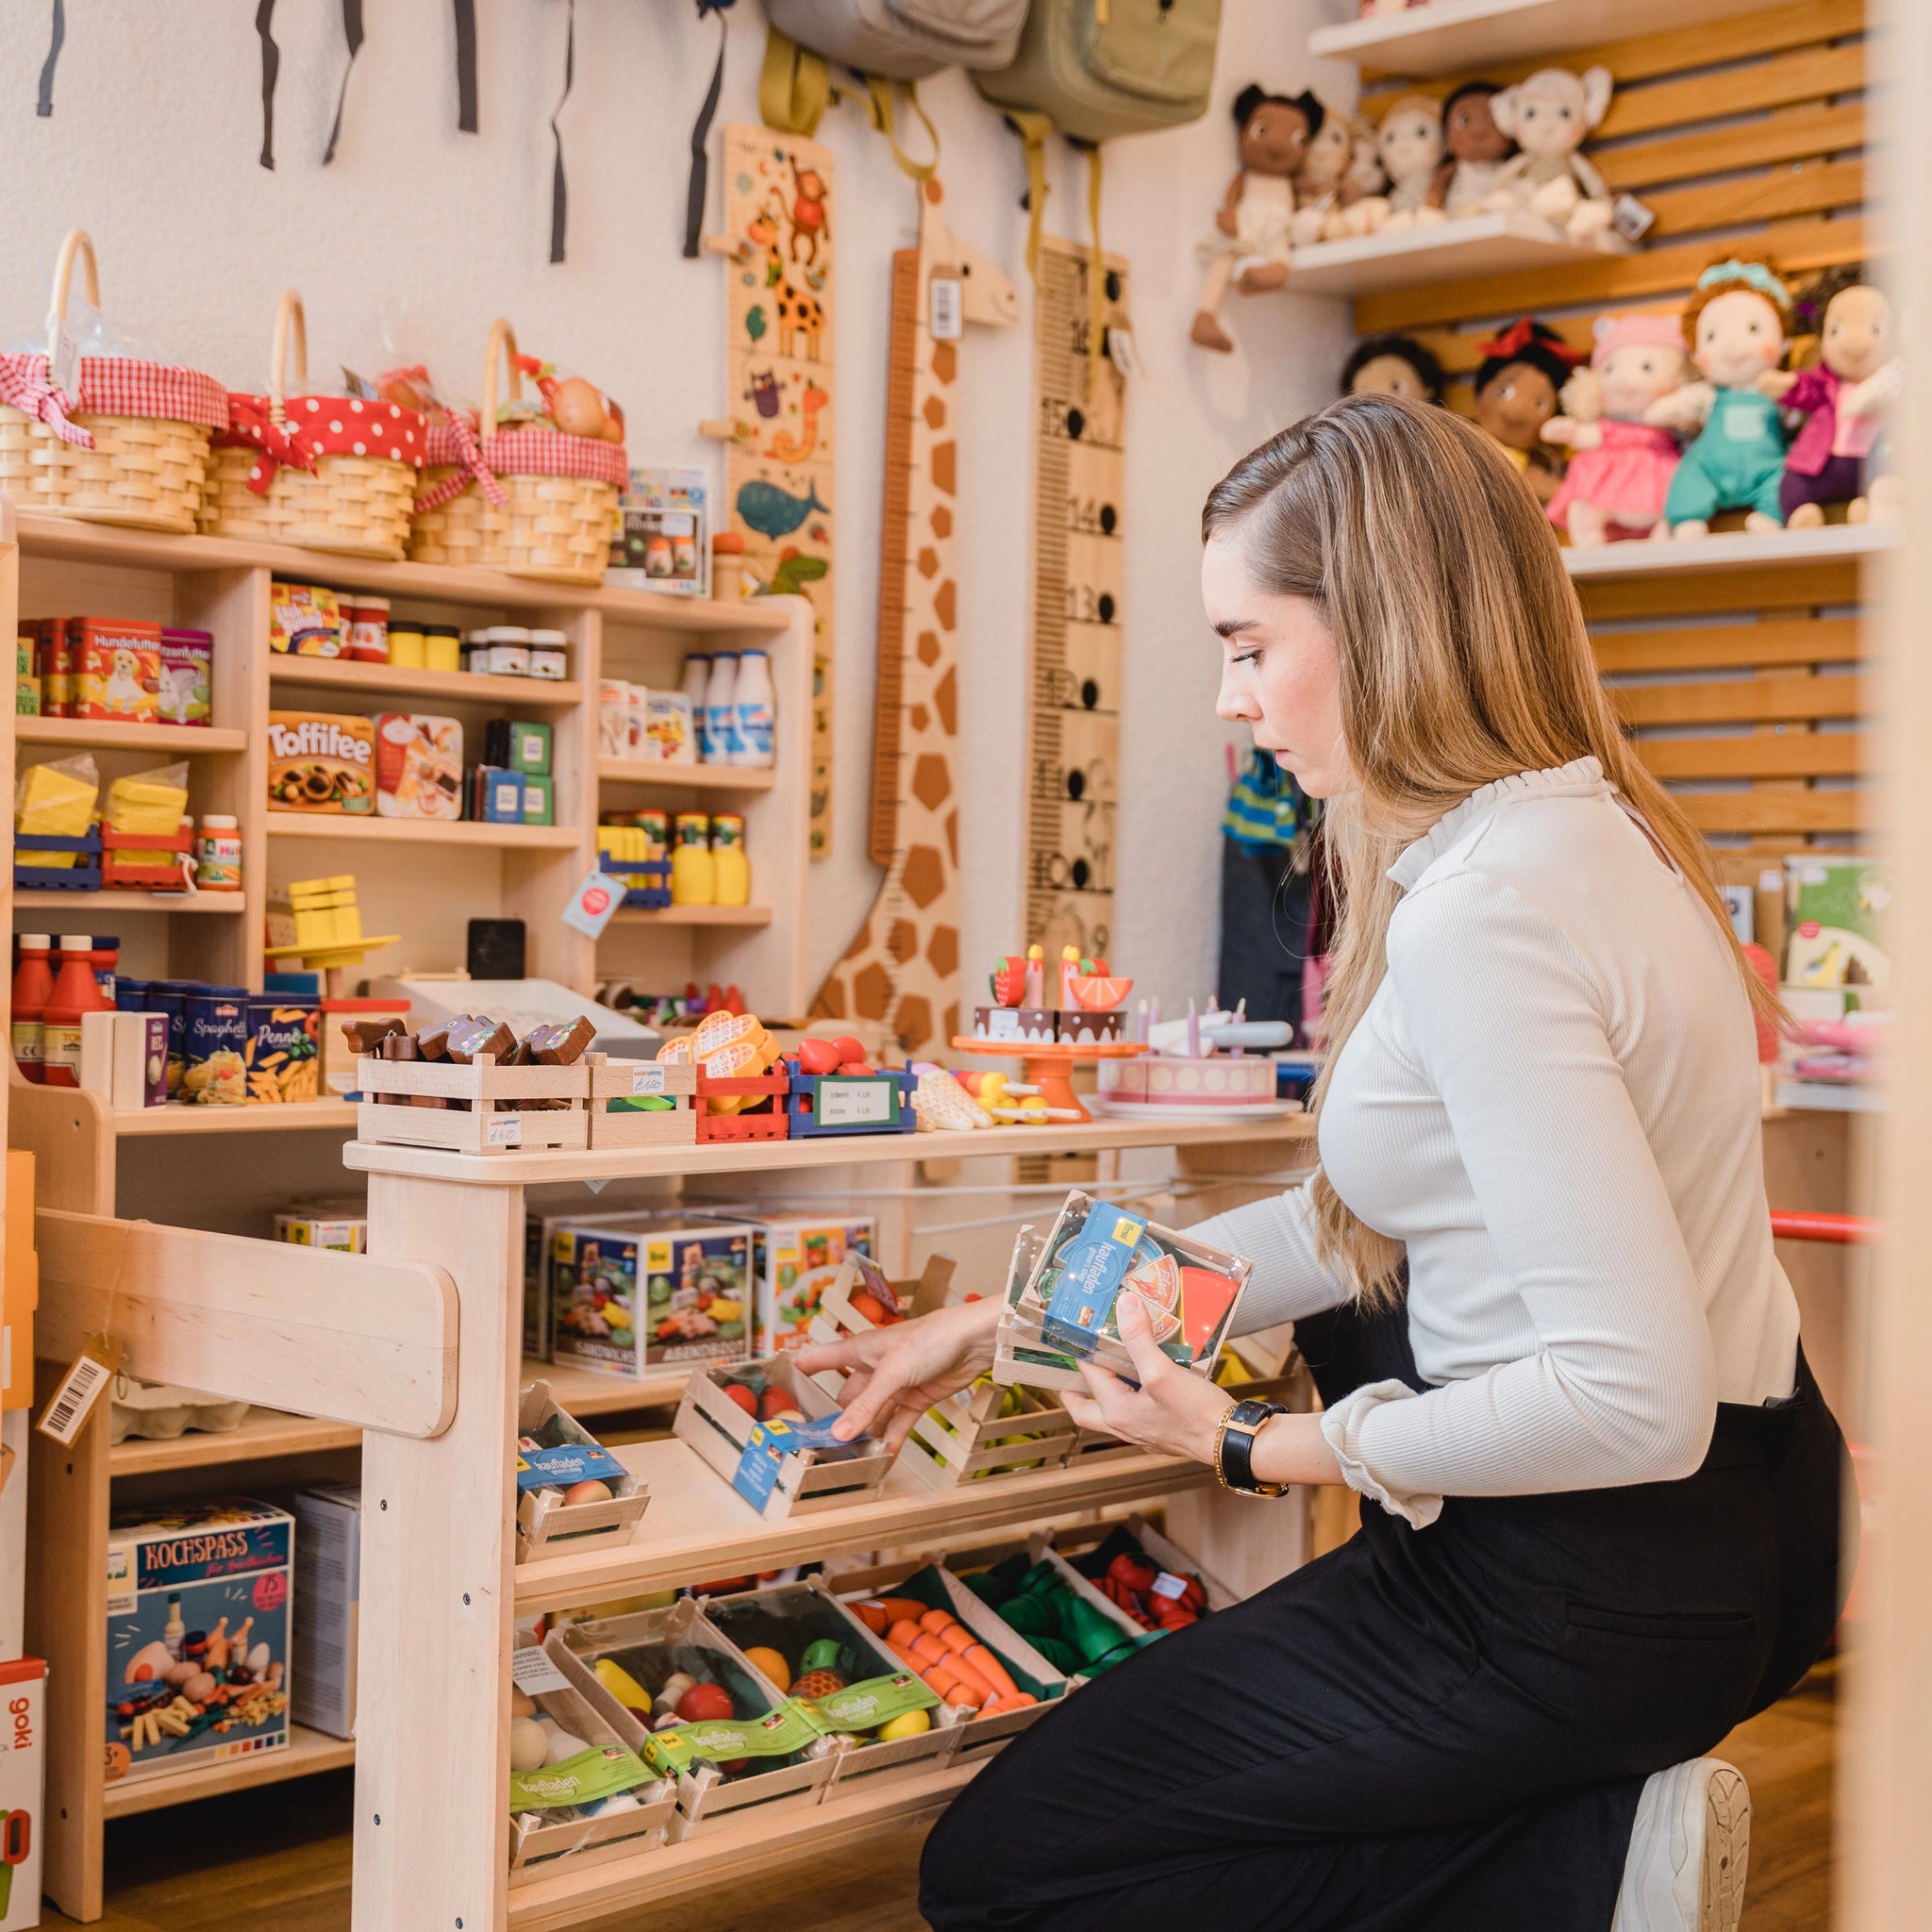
972, 943, 1133, 1046
1093, 1000, 1291, 1113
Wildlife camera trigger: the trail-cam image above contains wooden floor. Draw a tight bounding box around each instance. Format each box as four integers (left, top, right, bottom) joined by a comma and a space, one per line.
60, 1663, 1837, 1931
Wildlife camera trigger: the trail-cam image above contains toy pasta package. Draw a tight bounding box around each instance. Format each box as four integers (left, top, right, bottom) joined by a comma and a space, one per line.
374, 713, 463, 820
267, 711, 375, 814
992, 1191, 1251, 1392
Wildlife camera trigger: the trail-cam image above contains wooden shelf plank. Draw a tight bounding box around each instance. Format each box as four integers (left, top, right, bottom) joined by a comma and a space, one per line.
18, 721, 248, 753
111, 1101, 361, 1137
516, 1434, 1215, 1613
265, 813, 580, 851
608, 904, 774, 929
110, 1407, 360, 1475
596, 759, 776, 793
11, 891, 247, 914
346, 1111, 1316, 1187
101, 1722, 354, 1820
268, 656, 582, 709
1308, 0, 1781, 76
1563, 525, 1895, 581
523, 1359, 688, 1419
1286, 213, 1627, 296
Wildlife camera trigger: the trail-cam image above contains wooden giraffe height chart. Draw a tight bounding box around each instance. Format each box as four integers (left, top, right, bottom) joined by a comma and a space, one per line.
721, 124, 837, 857
812, 178, 1018, 1052
1025, 236, 1130, 963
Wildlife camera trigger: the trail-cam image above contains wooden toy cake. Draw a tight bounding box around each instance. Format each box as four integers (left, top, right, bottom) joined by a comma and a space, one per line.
1093, 1003, 1289, 1112
971, 945, 1132, 1046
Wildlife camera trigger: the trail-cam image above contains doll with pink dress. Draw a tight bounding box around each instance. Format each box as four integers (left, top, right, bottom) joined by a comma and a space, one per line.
1541, 313, 1692, 544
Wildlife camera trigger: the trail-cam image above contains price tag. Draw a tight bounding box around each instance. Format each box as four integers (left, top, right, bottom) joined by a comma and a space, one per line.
561, 866, 623, 941
1150, 1570, 1190, 1601
487, 1113, 525, 1148
38, 1351, 113, 1445
818, 1079, 892, 1126
511, 1647, 574, 1697
1610, 194, 1656, 242
929, 276, 963, 341
48, 321, 80, 398
629, 1065, 668, 1096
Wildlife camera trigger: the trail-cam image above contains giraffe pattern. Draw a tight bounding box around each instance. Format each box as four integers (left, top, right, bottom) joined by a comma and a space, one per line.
811, 179, 1018, 1053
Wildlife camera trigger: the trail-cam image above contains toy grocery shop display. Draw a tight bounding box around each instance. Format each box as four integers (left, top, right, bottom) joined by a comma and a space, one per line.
1070, 1522, 1215, 1633
970, 943, 1133, 1046
694, 1213, 876, 1355
959, 1548, 1159, 1679
1485, 66, 1617, 242
1191, 86, 1323, 354
992, 1191, 1252, 1395
1473, 319, 1580, 504
1651, 258, 1794, 536
1542, 313, 1693, 545
1765, 266, 1901, 526
1425, 80, 1516, 217
550, 1219, 751, 1378
1341, 332, 1446, 406
105, 1500, 292, 1783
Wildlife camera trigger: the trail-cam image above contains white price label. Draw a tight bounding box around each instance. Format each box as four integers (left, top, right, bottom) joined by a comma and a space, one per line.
629, 1065, 668, 1095
487, 1113, 525, 1148
819, 1080, 893, 1126
929, 276, 963, 341
510, 1647, 574, 1697
1150, 1570, 1190, 1601
1610, 194, 1656, 242
560, 865, 624, 941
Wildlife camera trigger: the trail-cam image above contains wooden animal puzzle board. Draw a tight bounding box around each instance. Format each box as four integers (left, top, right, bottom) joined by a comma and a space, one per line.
723, 123, 836, 858
1025, 236, 1129, 963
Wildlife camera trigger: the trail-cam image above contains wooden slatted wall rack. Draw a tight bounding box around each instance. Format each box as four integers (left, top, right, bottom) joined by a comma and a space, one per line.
1354, 1, 1874, 858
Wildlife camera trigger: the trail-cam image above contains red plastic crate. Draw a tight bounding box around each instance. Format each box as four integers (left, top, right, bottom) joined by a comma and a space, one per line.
693, 1070, 790, 1143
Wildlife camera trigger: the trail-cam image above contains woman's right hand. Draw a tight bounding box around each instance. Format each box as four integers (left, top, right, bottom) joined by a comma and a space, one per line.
791, 1296, 1002, 1450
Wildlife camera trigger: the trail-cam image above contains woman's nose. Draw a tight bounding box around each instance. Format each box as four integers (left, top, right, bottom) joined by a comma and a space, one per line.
1215, 672, 1258, 724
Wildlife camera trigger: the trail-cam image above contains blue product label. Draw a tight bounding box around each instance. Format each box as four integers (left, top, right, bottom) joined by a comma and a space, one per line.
515, 1441, 627, 1494
730, 1414, 856, 1511
706, 703, 741, 758
734, 701, 773, 759
1041, 1208, 1150, 1357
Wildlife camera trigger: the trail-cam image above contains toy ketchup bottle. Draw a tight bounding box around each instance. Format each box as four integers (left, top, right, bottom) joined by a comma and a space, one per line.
9, 934, 54, 1084
670, 812, 715, 906
709, 813, 750, 906
42, 932, 111, 1089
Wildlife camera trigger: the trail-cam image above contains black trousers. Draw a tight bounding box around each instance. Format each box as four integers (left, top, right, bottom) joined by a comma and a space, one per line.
921, 1296, 1847, 1931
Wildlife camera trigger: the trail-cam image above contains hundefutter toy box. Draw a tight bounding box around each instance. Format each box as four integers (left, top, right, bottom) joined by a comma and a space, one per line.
105, 1500, 292, 1785
549, 1220, 753, 1375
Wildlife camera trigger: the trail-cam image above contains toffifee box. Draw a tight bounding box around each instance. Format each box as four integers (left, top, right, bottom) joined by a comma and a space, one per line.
691, 1211, 876, 1355
105, 1500, 293, 1786
550, 1221, 752, 1376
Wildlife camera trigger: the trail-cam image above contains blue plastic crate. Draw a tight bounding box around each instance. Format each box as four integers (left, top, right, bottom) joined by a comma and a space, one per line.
783, 1058, 919, 1138
14, 826, 102, 891
598, 854, 673, 910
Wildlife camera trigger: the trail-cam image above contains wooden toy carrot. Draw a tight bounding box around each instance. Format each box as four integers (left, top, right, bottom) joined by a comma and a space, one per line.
908, 1630, 999, 1704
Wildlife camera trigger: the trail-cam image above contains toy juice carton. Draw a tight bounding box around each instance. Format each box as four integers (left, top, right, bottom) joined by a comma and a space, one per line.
73, 616, 161, 724
105, 1499, 293, 1785
291, 1486, 360, 1740
549, 1219, 752, 1377
691, 1211, 875, 1354
1784, 856, 1891, 992
0, 1657, 44, 1930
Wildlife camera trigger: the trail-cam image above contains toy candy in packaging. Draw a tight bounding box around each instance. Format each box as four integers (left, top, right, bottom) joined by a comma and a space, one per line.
268, 582, 343, 657
267, 711, 376, 814
158, 630, 212, 725
105, 1499, 292, 1784
374, 713, 463, 820
549, 1220, 751, 1375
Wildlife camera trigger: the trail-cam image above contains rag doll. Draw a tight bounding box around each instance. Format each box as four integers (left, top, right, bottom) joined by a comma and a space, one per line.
1192, 86, 1323, 354
1291, 104, 1353, 248
1541, 313, 1691, 544
1763, 266, 1900, 525
1425, 80, 1516, 218
1473, 318, 1580, 505
1650, 258, 1793, 536
1321, 113, 1391, 240
1374, 95, 1447, 235
1486, 65, 1615, 242
1341, 332, 1446, 406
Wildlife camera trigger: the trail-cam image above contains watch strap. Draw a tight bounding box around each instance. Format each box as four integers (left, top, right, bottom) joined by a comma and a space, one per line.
1216, 1398, 1290, 1498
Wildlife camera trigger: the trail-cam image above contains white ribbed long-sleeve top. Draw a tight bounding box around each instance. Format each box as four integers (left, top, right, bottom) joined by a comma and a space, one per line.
1193, 758, 1800, 1528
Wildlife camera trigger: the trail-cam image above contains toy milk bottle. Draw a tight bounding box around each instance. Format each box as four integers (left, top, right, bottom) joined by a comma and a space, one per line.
704, 654, 741, 765
732, 649, 774, 767
10, 934, 54, 1085
710, 814, 750, 906
671, 812, 716, 905
163, 1593, 187, 1661
680, 655, 711, 758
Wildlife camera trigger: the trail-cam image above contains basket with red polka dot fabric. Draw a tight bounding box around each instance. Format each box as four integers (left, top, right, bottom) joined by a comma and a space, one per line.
198, 292, 426, 560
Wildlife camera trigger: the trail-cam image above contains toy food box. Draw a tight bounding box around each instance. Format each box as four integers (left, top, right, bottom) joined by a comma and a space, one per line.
73, 616, 160, 724
291, 1485, 360, 1740
1784, 855, 1891, 991
0, 1657, 44, 1931
549, 1220, 753, 1376
267, 711, 376, 814
158, 628, 213, 726
105, 1499, 293, 1785
691, 1211, 876, 1354
375, 713, 463, 820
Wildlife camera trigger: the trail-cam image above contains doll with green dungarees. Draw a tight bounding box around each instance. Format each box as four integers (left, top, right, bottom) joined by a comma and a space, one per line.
1647, 258, 1794, 538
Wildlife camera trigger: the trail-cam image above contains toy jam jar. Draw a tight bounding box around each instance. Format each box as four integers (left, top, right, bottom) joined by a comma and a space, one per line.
196, 815, 242, 891
709, 813, 749, 906
670, 812, 715, 905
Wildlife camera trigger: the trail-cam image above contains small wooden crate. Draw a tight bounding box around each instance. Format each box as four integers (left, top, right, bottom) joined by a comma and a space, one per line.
514, 1380, 650, 1560
901, 1378, 1079, 1489
353, 1052, 588, 1154
693, 1070, 790, 1144
674, 1356, 893, 1518
585, 1054, 697, 1149
804, 1253, 956, 1365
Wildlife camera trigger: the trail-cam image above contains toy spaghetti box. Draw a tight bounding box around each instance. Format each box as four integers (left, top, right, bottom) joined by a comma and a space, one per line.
691, 1210, 876, 1354
550, 1220, 752, 1376
0, 1657, 44, 1931
105, 1499, 292, 1786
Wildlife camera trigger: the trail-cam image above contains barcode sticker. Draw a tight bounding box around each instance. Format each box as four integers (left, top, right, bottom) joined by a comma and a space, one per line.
38, 1352, 112, 1445
1149, 1571, 1190, 1601
929, 277, 963, 341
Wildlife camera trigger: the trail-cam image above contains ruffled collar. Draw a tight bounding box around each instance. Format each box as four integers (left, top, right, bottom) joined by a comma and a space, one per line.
1387, 757, 1609, 891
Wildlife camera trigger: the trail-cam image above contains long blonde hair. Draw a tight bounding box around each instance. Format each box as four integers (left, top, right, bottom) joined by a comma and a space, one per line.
1203, 394, 1768, 1301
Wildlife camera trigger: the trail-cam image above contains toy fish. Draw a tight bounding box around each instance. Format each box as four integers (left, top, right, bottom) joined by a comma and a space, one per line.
736, 476, 828, 541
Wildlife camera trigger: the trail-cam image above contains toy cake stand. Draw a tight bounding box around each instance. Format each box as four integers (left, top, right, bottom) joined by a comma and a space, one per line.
947, 1036, 1148, 1124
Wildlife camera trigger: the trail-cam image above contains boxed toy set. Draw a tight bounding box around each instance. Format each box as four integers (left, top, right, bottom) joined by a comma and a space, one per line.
691, 1210, 877, 1354
0, 1657, 44, 1932
549, 1219, 753, 1376
291, 1485, 360, 1740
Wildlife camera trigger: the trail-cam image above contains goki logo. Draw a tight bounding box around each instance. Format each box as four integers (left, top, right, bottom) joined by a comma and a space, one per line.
0, 1805, 30, 1863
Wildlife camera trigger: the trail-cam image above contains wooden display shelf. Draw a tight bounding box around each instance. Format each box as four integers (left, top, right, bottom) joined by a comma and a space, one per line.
100, 1722, 355, 1820
522, 1357, 689, 1419
515, 1433, 1211, 1615
18, 720, 248, 753
265, 813, 580, 851
1287, 213, 1627, 297
111, 1100, 360, 1136
1562, 524, 1896, 580
596, 758, 776, 792
505, 1757, 978, 1930
12, 889, 247, 913
1307, 0, 1776, 75
268, 655, 584, 709
110, 1406, 362, 1475
608, 904, 774, 928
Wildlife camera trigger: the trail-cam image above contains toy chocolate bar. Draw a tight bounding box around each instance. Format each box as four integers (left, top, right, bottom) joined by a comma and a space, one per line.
446, 1017, 518, 1065
525, 1015, 596, 1065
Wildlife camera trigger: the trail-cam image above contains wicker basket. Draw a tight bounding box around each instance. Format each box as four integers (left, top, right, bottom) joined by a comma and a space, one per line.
408, 318, 625, 585
198, 291, 424, 560
0, 231, 225, 533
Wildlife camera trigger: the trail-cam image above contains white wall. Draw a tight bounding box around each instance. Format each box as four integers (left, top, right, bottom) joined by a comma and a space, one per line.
0, 0, 1357, 1014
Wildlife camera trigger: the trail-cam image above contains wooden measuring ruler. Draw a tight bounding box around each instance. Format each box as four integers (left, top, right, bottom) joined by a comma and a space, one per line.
1024, 236, 1130, 963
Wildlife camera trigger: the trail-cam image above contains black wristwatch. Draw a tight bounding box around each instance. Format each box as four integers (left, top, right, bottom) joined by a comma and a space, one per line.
1214, 1398, 1291, 1498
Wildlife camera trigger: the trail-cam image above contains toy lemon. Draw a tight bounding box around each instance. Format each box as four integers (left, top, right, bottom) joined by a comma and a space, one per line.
877, 1709, 931, 1740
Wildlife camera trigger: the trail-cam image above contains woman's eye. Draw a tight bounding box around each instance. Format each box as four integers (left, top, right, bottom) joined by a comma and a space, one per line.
1231, 649, 1261, 668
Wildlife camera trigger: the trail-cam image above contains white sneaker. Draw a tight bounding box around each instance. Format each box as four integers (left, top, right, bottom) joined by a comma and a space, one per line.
1612, 1757, 1751, 1932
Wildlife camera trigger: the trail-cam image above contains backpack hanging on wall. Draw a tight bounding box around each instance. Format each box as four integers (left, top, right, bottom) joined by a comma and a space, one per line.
764, 0, 1029, 81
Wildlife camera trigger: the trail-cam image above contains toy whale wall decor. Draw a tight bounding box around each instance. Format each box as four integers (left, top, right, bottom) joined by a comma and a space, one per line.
735, 475, 828, 541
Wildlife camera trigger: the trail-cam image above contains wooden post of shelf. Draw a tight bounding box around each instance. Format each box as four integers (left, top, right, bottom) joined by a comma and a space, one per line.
355, 1173, 525, 1932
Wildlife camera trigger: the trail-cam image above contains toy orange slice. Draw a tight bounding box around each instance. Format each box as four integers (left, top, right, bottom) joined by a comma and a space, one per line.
1068, 974, 1132, 1010
1124, 1252, 1180, 1312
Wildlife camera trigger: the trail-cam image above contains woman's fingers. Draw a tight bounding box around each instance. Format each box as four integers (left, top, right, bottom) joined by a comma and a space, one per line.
828, 1360, 909, 1441
1058, 1387, 1106, 1431
1113, 1292, 1173, 1387
791, 1334, 875, 1377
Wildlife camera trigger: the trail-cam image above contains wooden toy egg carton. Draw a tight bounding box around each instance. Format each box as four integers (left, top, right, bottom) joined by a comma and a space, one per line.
514, 1380, 650, 1560
673, 1355, 893, 1519
900, 1376, 1078, 1490
353, 1051, 589, 1154
584, 1053, 697, 1149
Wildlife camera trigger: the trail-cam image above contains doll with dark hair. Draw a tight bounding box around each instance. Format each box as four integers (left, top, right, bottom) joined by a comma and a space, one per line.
1192, 86, 1324, 353
1341, 333, 1446, 406
1473, 317, 1581, 503
1426, 80, 1515, 216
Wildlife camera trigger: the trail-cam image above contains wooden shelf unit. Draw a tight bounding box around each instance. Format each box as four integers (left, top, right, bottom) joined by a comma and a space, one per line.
17, 720, 249, 753
595, 758, 776, 792
609, 903, 774, 928
100, 1722, 356, 1822
1288, 212, 1628, 296
11, 890, 247, 914
265, 812, 582, 851
109, 1099, 361, 1136
269, 657, 584, 709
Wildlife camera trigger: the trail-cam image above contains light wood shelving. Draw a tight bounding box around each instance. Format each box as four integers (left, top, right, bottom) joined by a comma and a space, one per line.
610, 904, 773, 928
109, 1100, 361, 1137
264, 812, 582, 851
268, 657, 583, 709
101, 1723, 356, 1820
595, 758, 776, 792
1561, 524, 1894, 581
11, 890, 247, 913
1288, 212, 1628, 296
18, 721, 249, 753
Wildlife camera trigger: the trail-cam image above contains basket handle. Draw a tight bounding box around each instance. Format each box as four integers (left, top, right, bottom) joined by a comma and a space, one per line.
270, 291, 309, 427
479, 318, 521, 435
46, 230, 101, 359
